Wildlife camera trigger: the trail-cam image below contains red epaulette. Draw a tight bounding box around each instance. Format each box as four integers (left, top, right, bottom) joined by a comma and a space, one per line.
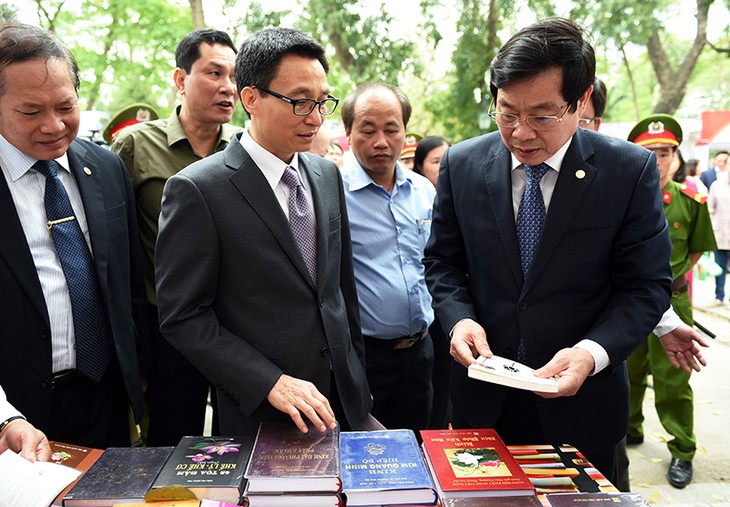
679, 184, 707, 204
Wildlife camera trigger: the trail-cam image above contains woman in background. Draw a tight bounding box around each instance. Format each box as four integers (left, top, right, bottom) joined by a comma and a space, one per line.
413, 136, 449, 187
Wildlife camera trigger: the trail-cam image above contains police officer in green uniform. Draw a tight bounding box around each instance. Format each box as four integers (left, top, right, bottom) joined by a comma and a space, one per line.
626, 114, 716, 489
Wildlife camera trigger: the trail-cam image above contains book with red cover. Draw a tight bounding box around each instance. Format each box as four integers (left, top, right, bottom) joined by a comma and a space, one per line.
420, 429, 535, 499
244, 422, 341, 494
49, 441, 105, 506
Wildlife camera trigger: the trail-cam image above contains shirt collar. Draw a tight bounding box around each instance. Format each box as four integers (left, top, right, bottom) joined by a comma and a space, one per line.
0, 133, 71, 182
166, 104, 237, 151
239, 129, 303, 189
510, 135, 573, 173
343, 156, 411, 193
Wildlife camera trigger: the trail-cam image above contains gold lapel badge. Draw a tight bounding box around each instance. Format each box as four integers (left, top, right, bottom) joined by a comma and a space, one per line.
84, 167, 92, 175
575, 169, 586, 179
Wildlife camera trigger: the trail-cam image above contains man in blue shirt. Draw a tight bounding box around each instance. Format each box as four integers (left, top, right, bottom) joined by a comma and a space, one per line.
340, 83, 436, 433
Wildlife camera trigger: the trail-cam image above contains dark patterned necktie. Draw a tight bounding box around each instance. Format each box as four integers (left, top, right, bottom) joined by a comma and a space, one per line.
515, 162, 550, 362
34, 159, 112, 382
281, 166, 318, 286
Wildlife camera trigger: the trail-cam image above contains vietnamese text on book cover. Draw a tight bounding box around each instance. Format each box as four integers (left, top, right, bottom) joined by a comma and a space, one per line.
340, 429, 437, 506
420, 428, 535, 498
63, 446, 173, 506
151, 436, 254, 504
545, 492, 649, 507
245, 421, 341, 494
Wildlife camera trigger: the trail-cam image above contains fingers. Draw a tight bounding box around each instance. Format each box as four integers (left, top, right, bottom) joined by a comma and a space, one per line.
267, 375, 337, 433
450, 319, 490, 367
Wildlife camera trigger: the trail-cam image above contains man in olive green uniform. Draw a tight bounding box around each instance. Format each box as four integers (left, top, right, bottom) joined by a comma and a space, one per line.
110, 29, 240, 445
626, 114, 716, 489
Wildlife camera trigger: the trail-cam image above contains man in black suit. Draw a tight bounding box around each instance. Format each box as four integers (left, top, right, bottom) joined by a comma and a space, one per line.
0, 24, 148, 448
423, 18, 672, 485
155, 27, 372, 436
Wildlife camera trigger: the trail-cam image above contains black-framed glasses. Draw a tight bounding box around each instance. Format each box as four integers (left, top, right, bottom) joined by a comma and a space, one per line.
488, 101, 571, 131
254, 86, 339, 116
578, 117, 599, 126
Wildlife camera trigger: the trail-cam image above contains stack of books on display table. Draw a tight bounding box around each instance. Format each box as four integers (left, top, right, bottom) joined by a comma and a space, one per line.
243, 422, 343, 507
340, 429, 437, 506
1, 423, 647, 507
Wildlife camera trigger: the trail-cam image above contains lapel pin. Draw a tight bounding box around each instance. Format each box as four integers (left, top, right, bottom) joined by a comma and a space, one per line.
575, 169, 585, 180
83, 167, 92, 175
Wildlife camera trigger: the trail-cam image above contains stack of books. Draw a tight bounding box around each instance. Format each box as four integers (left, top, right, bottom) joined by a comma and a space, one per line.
339, 429, 437, 506
244, 422, 343, 506
420, 428, 537, 504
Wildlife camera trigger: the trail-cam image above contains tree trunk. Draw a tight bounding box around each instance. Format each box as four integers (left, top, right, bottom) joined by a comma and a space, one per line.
189, 0, 205, 29
647, 0, 710, 114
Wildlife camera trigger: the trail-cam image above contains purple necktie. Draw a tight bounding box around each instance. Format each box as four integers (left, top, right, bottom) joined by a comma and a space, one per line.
281, 166, 318, 286
34, 159, 112, 382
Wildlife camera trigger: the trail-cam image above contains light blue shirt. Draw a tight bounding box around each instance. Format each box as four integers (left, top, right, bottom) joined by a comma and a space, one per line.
342, 161, 436, 339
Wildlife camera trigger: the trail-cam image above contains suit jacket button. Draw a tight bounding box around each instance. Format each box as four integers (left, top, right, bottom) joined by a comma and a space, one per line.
319, 299, 325, 307
518, 301, 528, 310
40, 380, 51, 390
320, 346, 329, 357
41, 330, 50, 341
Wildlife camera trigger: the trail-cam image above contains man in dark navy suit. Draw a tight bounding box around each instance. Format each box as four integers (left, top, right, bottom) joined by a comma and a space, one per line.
424, 18, 672, 485
0, 24, 148, 448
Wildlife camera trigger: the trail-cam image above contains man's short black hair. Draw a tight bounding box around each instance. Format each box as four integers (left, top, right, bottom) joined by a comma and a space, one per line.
489, 18, 595, 113
591, 78, 607, 118
175, 29, 236, 73
0, 23, 79, 97
234, 27, 328, 115
340, 82, 411, 133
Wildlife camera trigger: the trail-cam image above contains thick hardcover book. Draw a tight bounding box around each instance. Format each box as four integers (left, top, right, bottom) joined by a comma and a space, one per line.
63, 446, 173, 506
245, 488, 344, 506
151, 436, 254, 504
468, 355, 558, 393
420, 429, 535, 499
245, 421, 341, 494
340, 429, 437, 506
50, 441, 105, 506
545, 492, 649, 507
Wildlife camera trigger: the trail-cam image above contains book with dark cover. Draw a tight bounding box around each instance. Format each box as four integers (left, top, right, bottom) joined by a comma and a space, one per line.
443, 496, 544, 507
420, 429, 535, 499
245, 421, 341, 494
151, 436, 254, 504
63, 446, 173, 506
545, 492, 649, 507
340, 429, 437, 506
508, 444, 618, 495
50, 441, 105, 506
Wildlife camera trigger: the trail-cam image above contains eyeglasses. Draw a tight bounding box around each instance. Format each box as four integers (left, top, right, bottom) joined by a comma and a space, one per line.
488, 101, 571, 131
254, 86, 339, 116
578, 117, 599, 126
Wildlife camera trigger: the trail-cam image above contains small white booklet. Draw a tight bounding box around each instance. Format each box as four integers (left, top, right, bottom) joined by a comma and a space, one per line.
0, 449, 81, 507
468, 354, 558, 393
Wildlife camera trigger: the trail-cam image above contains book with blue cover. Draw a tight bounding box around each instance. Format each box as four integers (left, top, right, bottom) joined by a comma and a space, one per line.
340, 429, 437, 506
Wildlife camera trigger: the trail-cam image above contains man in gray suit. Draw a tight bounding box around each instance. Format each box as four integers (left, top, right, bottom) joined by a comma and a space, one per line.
155, 27, 372, 436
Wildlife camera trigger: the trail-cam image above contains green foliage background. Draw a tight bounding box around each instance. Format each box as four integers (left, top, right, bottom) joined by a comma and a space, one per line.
2, 0, 729, 142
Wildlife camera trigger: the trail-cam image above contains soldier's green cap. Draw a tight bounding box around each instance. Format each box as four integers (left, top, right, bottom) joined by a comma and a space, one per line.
103, 103, 159, 144
627, 114, 682, 148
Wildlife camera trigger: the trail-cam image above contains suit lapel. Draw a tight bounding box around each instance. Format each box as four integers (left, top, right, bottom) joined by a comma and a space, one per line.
67, 141, 111, 299
227, 141, 315, 289
522, 132, 597, 295
0, 164, 49, 322
484, 143, 523, 287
